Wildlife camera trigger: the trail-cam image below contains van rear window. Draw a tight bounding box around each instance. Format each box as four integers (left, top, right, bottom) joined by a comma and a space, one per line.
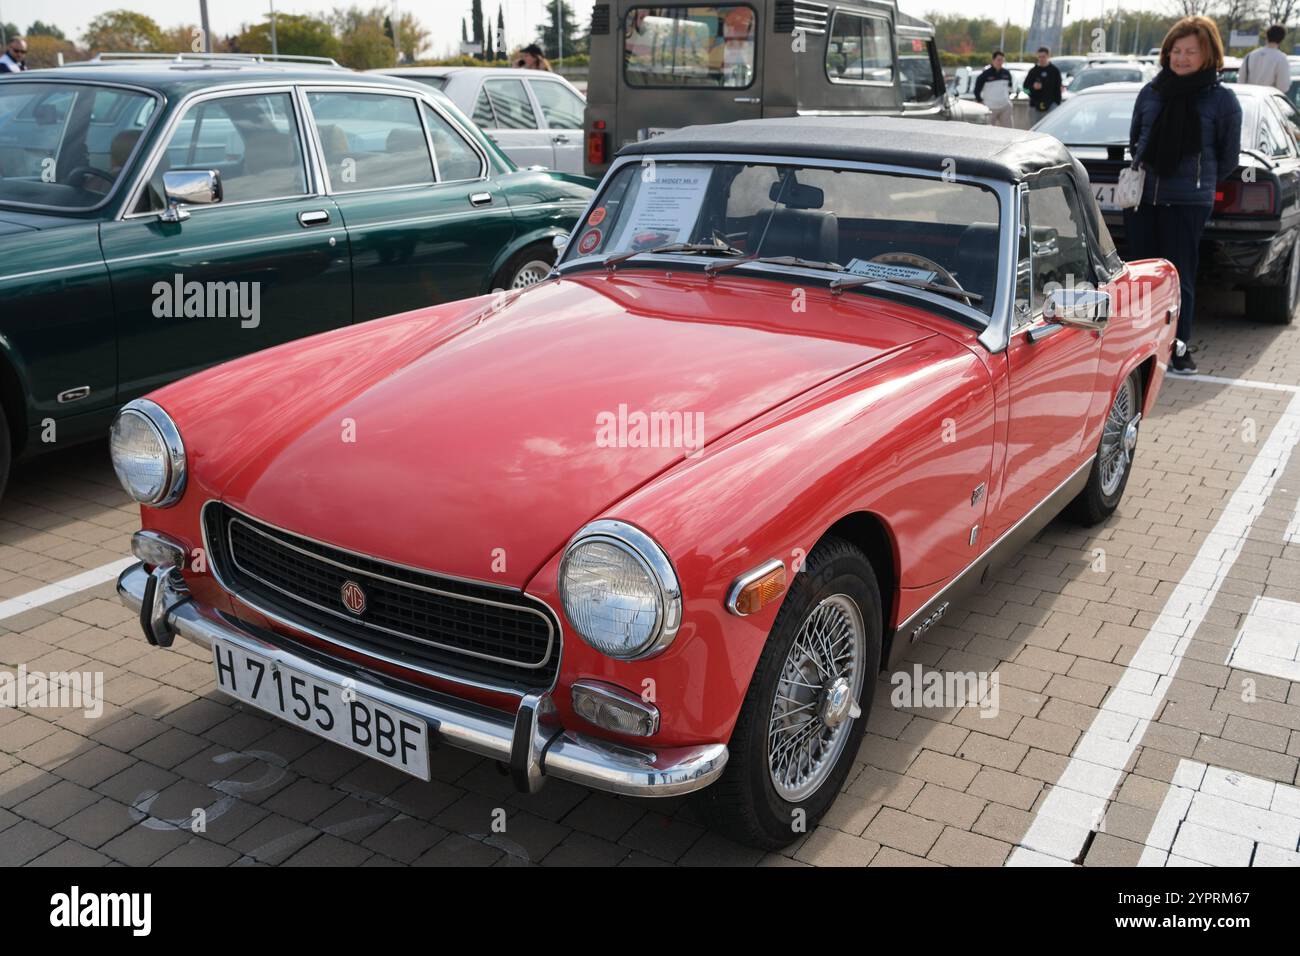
624, 5, 756, 88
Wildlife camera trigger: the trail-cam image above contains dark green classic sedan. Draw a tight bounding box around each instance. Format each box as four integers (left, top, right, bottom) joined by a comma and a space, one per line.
0, 56, 594, 496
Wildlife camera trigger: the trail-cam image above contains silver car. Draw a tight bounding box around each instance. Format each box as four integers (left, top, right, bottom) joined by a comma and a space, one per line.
372, 67, 587, 174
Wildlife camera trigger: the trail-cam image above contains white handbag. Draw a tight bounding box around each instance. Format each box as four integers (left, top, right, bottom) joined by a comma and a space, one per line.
1114, 162, 1145, 209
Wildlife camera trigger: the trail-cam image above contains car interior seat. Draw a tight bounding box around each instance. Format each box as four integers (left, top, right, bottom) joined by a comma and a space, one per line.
747, 208, 840, 264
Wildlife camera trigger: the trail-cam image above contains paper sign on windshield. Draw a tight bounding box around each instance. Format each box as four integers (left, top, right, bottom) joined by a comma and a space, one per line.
616, 168, 713, 250
845, 259, 939, 283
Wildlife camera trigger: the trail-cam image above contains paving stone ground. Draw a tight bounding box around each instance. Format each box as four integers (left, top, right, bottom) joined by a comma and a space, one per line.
2, 282, 1300, 866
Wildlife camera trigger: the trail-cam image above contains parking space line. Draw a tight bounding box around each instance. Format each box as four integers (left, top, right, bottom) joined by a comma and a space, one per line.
1181, 373, 1300, 393
1009, 387, 1300, 864
0, 557, 135, 622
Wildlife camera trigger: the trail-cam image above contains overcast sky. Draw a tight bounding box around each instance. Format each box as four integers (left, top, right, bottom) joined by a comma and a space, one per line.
5, 0, 1128, 58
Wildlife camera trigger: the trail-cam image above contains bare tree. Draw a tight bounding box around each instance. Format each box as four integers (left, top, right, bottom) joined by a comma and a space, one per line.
1266, 0, 1299, 25
1167, 0, 1214, 14
1218, 0, 1260, 31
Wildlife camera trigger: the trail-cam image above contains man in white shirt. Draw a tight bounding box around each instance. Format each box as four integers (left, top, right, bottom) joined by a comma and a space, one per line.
1240, 25, 1290, 94
0, 37, 27, 73
974, 51, 1014, 128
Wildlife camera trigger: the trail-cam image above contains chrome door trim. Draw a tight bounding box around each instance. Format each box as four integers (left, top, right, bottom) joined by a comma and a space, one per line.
118, 83, 318, 221
297, 83, 489, 194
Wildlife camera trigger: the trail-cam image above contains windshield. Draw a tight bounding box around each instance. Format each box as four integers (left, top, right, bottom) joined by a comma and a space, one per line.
564, 160, 1002, 316
1035, 91, 1139, 143
0, 82, 158, 210
1038, 89, 1256, 147
1069, 69, 1142, 91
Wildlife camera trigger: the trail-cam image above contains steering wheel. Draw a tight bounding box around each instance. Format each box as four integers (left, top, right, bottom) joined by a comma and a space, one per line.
868, 252, 964, 292
66, 166, 116, 189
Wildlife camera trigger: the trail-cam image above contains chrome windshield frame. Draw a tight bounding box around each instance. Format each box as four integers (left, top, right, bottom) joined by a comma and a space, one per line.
554, 150, 1017, 352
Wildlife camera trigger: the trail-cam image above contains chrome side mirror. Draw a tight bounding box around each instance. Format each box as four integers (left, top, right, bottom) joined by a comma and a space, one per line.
1044, 287, 1110, 332
160, 169, 222, 223
552, 234, 568, 253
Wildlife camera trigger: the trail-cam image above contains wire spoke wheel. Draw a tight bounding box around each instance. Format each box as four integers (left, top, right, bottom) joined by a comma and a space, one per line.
767, 593, 865, 802
1098, 374, 1139, 498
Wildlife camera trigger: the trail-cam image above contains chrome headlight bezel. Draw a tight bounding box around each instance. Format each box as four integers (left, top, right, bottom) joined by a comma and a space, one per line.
110, 398, 187, 507
559, 519, 682, 661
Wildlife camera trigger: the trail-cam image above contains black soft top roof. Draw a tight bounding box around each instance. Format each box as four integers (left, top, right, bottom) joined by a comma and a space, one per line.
617, 117, 1079, 184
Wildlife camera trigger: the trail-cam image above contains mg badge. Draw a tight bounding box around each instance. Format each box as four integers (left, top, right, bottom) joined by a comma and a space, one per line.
340, 580, 367, 616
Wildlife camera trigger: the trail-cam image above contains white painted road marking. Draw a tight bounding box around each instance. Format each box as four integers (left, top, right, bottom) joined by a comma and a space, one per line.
0, 557, 135, 622
1009, 383, 1300, 864
1227, 596, 1300, 683
1138, 761, 1300, 866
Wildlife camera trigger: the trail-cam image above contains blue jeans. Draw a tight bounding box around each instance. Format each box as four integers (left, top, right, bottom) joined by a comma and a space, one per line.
1122, 202, 1213, 344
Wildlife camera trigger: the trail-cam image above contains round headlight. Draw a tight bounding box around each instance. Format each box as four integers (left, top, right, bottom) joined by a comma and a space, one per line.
110, 399, 186, 506
560, 520, 681, 660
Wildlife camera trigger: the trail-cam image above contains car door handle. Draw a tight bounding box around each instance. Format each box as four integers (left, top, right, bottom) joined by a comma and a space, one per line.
469, 192, 493, 207
552, 134, 569, 144
298, 210, 330, 227
1027, 322, 1064, 343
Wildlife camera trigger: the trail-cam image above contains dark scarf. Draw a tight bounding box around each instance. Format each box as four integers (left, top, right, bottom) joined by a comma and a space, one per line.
1142, 67, 1217, 176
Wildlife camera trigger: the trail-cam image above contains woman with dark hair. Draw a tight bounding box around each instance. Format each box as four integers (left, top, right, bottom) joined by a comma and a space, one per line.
1126, 15, 1242, 374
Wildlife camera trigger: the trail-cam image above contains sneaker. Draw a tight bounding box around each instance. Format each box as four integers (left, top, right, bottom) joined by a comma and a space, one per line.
1170, 351, 1198, 375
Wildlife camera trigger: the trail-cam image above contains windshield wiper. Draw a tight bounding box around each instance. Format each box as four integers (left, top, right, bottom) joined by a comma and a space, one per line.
749, 255, 845, 273
829, 274, 983, 305
603, 240, 746, 269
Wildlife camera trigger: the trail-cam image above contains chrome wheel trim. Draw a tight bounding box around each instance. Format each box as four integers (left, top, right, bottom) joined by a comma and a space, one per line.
1099, 375, 1139, 498
511, 260, 553, 289
768, 593, 865, 802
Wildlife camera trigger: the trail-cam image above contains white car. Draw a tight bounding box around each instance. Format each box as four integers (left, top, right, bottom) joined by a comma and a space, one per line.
372, 67, 587, 174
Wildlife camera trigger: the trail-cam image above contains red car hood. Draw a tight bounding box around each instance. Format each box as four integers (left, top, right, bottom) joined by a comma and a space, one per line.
170, 273, 935, 587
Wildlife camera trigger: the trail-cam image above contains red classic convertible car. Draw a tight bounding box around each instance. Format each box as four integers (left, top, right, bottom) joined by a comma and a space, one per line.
114, 118, 1179, 849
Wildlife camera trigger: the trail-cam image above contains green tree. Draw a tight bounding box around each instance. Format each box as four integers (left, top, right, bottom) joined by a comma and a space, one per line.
231, 13, 341, 60
330, 6, 396, 69
395, 13, 428, 62
156, 24, 204, 53
27, 20, 66, 40
537, 0, 585, 58
82, 10, 164, 53
471, 0, 484, 56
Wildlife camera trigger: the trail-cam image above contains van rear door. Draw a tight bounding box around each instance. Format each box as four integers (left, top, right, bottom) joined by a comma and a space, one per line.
586, 3, 765, 176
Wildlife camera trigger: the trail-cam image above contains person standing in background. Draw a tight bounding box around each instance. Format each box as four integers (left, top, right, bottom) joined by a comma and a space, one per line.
974, 51, 1015, 128
513, 44, 553, 72
0, 38, 27, 73
1239, 25, 1290, 93
1126, 16, 1242, 374
1024, 47, 1063, 116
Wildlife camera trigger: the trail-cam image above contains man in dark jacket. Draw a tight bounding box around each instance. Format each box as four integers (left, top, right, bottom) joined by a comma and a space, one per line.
974, 51, 1014, 127
0, 37, 27, 73
1023, 47, 1062, 115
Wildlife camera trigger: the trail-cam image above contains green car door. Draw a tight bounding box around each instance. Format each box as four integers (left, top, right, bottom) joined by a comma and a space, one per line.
303, 87, 515, 321
101, 89, 352, 400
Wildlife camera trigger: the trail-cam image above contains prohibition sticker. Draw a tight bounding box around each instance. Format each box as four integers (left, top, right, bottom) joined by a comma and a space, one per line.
588, 206, 607, 226
577, 228, 602, 254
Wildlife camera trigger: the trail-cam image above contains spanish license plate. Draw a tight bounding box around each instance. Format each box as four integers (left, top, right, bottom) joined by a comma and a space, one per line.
637, 126, 675, 140
211, 640, 430, 780
1094, 184, 1118, 210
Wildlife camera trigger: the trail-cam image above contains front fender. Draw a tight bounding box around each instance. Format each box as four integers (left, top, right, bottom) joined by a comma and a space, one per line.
535, 335, 997, 747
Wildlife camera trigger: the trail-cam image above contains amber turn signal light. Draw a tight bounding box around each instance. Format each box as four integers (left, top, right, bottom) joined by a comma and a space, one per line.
727, 559, 786, 616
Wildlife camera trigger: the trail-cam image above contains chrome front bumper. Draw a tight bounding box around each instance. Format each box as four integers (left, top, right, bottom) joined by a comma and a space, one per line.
117, 561, 727, 798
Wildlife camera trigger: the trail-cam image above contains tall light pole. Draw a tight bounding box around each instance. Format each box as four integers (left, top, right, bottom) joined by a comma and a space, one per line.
199, 0, 212, 52
269, 0, 278, 56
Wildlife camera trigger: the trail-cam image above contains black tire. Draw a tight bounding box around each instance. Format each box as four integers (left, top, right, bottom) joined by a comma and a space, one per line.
493, 242, 556, 292
696, 536, 882, 850
1065, 369, 1142, 526
0, 408, 10, 504
1244, 236, 1299, 325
